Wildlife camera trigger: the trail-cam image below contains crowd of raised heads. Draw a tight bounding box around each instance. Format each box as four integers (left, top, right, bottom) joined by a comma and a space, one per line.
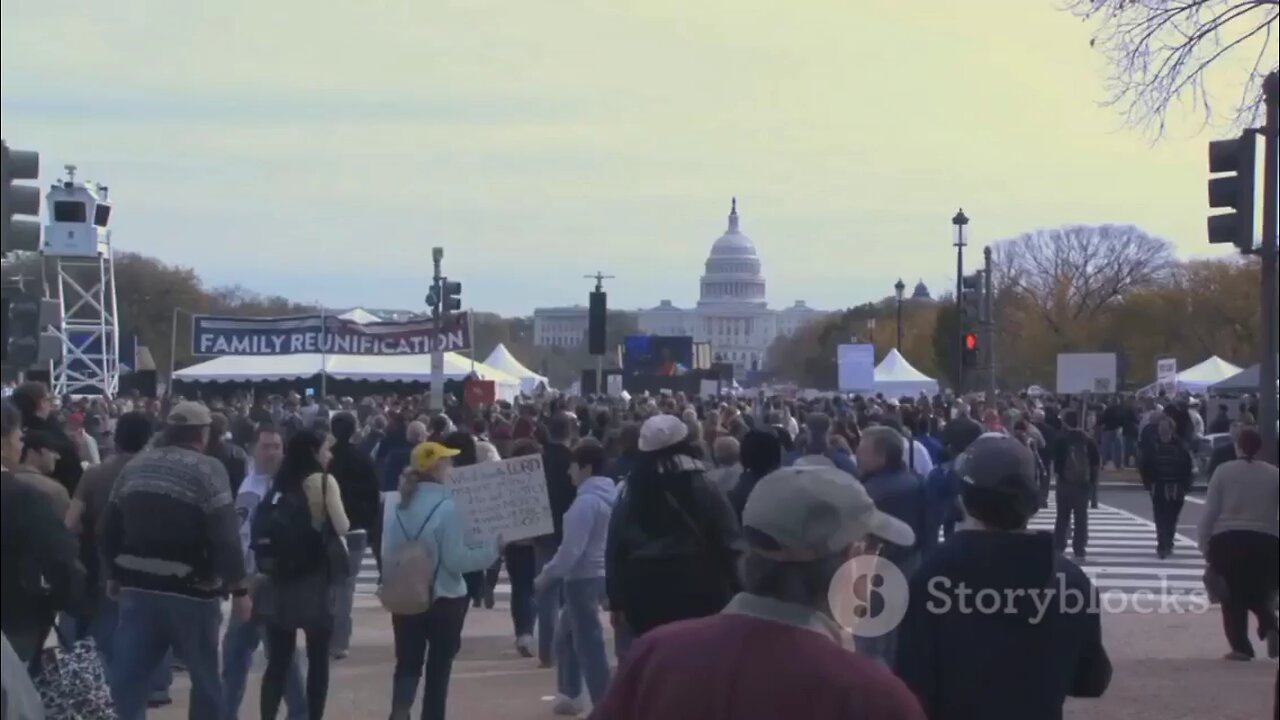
2, 375, 1275, 720
1, 382, 1261, 484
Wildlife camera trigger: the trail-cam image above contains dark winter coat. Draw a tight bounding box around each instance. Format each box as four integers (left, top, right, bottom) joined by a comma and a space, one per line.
606, 452, 742, 637
328, 440, 382, 532
895, 530, 1112, 720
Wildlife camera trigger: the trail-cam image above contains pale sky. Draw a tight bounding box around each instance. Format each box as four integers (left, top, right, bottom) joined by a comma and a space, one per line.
0, 1, 1262, 316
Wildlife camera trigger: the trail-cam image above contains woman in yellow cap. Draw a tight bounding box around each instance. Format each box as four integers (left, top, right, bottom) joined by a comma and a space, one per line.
383, 441, 500, 720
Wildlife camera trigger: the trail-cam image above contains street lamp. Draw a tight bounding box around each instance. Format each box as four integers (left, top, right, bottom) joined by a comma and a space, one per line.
952, 209, 969, 392
866, 317, 876, 345
894, 278, 906, 349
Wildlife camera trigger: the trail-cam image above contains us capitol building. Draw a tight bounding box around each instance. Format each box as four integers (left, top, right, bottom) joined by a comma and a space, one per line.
533, 199, 827, 374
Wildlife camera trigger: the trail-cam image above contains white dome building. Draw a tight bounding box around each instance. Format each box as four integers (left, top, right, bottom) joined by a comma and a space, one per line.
638, 199, 822, 375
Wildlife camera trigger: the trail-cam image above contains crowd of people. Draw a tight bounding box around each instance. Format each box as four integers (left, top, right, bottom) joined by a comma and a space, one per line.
0, 379, 1276, 719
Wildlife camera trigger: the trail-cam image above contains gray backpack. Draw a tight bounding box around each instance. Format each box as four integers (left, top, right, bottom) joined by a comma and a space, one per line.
377, 500, 446, 615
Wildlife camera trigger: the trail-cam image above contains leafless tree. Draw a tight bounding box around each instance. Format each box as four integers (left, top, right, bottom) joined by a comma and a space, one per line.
992, 224, 1176, 339
1065, 0, 1278, 133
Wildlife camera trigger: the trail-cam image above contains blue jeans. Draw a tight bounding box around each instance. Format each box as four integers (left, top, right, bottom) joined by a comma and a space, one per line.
221, 615, 307, 720
554, 578, 612, 704
93, 592, 173, 701
111, 589, 223, 720
534, 539, 562, 664
332, 530, 368, 654
1101, 429, 1123, 469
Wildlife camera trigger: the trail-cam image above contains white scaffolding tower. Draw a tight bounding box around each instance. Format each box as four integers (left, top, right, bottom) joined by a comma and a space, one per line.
40, 165, 120, 396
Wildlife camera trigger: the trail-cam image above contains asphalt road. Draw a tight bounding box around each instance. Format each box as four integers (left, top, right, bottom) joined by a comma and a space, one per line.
1098, 484, 1209, 543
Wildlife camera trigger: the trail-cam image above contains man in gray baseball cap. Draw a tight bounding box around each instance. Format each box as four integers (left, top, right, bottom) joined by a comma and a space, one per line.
589, 465, 926, 720
893, 435, 1111, 720
166, 401, 213, 427
742, 465, 915, 560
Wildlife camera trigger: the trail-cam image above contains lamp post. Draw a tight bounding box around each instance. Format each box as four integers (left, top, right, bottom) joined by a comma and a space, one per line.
866, 317, 876, 346
952, 209, 969, 393
894, 278, 906, 350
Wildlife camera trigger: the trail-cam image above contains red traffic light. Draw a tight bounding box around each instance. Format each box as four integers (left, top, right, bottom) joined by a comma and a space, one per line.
964, 333, 978, 351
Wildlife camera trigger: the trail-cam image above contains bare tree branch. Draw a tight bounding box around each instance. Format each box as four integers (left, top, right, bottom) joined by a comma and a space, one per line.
1065, 0, 1278, 134
992, 224, 1176, 345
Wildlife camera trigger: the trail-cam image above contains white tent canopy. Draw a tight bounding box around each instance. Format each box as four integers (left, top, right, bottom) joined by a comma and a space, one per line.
482, 343, 550, 393
336, 308, 383, 324
173, 352, 522, 401
1140, 355, 1244, 395
874, 349, 939, 397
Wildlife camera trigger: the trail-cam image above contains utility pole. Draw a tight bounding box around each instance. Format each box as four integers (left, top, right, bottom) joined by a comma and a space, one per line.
1259, 71, 1278, 464
983, 246, 996, 402
585, 271, 614, 396
428, 247, 445, 413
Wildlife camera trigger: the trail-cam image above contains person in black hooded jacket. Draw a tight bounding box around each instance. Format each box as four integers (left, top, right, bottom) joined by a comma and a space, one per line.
726, 429, 784, 523
606, 414, 742, 639
328, 412, 382, 658
895, 435, 1111, 720
1139, 416, 1194, 559
10, 382, 82, 496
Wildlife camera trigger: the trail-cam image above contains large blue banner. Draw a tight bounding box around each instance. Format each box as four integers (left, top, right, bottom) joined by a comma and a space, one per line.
191, 312, 472, 357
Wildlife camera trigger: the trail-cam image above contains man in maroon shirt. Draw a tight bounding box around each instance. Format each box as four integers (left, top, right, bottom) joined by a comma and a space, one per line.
590, 466, 925, 720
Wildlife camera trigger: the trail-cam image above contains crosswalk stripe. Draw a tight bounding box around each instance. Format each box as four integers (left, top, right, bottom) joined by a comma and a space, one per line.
1081, 566, 1204, 577
1074, 555, 1204, 565
951, 500, 1208, 604
352, 502, 1208, 606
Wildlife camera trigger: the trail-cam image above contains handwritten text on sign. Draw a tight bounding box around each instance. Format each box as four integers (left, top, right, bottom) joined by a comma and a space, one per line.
444, 456, 554, 544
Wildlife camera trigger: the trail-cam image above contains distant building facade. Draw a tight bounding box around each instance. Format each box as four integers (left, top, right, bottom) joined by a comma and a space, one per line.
533, 306, 591, 349
532, 200, 824, 374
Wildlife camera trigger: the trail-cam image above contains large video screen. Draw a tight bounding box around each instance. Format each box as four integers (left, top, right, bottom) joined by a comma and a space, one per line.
623, 335, 693, 376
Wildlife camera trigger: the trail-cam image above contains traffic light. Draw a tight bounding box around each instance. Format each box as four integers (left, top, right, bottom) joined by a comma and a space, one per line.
1, 141, 42, 254
960, 271, 983, 327
1207, 131, 1258, 253
441, 279, 461, 314
1, 290, 60, 368
962, 332, 979, 368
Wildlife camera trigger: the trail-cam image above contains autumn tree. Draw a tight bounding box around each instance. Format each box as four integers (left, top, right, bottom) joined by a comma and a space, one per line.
1100, 257, 1260, 382
931, 301, 961, 390
765, 298, 942, 390
1066, 0, 1279, 132
3, 251, 317, 377
993, 223, 1174, 339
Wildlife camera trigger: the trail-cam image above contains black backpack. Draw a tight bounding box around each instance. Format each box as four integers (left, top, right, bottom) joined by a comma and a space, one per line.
250, 487, 325, 579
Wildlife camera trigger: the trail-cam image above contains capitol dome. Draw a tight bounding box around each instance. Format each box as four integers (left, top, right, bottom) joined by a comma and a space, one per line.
912, 279, 932, 300
699, 198, 766, 306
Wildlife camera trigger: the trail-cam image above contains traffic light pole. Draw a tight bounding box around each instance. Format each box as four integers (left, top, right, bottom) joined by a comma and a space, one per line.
1259, 72, 1278, 464
955, 242, 965, 395
429, 247, 445, 414
983, 247, 996, 402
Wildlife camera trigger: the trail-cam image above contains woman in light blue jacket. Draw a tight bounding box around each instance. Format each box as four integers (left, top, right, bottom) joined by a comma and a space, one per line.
535, 438, 617, 715
382, 441, 498, 720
